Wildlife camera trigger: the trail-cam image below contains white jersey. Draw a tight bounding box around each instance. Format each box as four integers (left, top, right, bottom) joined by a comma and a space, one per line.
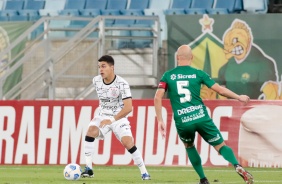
93, 75, 132, 117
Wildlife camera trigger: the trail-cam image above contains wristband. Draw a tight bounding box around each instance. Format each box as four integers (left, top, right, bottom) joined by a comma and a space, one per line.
110, 117, 116, 123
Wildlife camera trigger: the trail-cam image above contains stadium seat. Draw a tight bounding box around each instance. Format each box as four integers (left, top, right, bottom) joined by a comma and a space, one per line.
186, 0, 214, 14
19, 0, 45, 21
207, 0, 236, 14
79, 0, 107, 16
190, 0, 214, 8
106, 0, 128, 9
243, 0, 268, 13
234, 0, 244, 13
128, 0, 150, 9
60, 0, 85, 16
39, 0, 66, 16
148, 0, 171, 9
164, 0, 191, 15
4, 0, 25, 10
101, 0, 128, 25
170, 0, 192, 9
120, 0, 149, 16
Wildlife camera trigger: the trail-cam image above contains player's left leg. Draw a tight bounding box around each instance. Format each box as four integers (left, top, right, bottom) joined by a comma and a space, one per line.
122, 136, 150, 180
113, 118, 150, 180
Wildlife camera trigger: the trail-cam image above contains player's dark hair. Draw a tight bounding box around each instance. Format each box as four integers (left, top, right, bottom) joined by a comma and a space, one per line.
98, 55, 115, 65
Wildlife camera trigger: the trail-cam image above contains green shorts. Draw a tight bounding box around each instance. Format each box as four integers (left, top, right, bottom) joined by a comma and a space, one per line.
175, 119, 224, 146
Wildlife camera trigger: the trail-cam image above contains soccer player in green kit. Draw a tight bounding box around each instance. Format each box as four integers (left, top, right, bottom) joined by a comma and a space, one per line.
154, 45, 254, 184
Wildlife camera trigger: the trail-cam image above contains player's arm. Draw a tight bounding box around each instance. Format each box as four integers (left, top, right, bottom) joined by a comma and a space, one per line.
210, 83, 250, 104
113, 98, 132, 121
154, 88, 166, 138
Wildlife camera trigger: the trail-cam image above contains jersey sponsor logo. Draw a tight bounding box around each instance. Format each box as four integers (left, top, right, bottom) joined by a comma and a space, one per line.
101, 98, 110, 102
170, 74, 196, 81
177, 74, 196, 79
208, 134, 220, 143
170, 74, 176, 80
177, 104, 203, 116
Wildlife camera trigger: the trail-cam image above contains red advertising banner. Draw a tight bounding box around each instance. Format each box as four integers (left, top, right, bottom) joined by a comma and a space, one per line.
0, 100, 281, 168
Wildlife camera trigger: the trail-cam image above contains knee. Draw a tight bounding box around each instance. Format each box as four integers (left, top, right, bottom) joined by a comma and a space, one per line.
121, 136, 134, 149
184, 142, 194, 148
86, 126, 99, 138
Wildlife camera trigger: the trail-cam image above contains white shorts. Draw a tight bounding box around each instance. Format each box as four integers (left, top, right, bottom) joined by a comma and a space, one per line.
89, 115, 132, 141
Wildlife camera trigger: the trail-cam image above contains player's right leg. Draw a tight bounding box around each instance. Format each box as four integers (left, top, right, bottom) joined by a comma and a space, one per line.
82, 121, 103, 178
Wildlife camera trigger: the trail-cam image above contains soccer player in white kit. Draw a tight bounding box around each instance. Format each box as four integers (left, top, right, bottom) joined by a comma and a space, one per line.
81, 55, 150, 180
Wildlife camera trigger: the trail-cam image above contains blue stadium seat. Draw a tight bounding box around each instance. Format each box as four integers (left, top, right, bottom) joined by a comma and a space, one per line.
24, 0, 45, 9
234, 0, 244, 13
79, 0, 107, 17
19, 0, 45, 21
106, 0, 128, 9
101, 0, 128, 25
60, 0, 85, 16
170, 0, 192, 9
149, 0, 171, 9
5, 0, 25, 10
128, 0, 149, 9
243, 0, 268, 13
120, 0, 149, 16
186, 0, 214, 14
190, 0, 214, 8
207, 0, 236, 14
39, 0, 66, 16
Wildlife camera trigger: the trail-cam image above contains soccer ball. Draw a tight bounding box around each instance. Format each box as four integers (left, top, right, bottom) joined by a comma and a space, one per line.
63, 163, 82, 180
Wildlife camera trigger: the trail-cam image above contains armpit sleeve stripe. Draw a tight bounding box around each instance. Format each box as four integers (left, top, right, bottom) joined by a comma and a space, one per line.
122, 97, 132, 100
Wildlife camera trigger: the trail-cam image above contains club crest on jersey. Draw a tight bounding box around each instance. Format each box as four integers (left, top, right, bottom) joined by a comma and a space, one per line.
109, 87, 119, 98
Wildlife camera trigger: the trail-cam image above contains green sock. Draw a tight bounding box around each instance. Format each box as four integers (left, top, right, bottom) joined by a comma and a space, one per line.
219, 145, 239, 165
186, 146, 205, 179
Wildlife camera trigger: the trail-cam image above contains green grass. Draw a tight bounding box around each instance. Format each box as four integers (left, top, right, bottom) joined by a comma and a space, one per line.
0, 165, 281, 184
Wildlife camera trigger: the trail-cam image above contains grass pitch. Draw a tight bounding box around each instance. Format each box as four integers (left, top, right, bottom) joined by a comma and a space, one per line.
0, 165, 281, 184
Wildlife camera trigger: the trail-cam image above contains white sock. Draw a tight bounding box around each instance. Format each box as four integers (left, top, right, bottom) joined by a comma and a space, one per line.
84, 139, 95, 169
131, 149, 148, 174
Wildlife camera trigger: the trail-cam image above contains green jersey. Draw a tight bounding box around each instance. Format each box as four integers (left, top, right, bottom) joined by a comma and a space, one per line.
159, 66, 215, 125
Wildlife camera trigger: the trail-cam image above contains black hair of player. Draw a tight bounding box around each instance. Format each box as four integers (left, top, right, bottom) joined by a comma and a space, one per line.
98, 55, 115, 65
